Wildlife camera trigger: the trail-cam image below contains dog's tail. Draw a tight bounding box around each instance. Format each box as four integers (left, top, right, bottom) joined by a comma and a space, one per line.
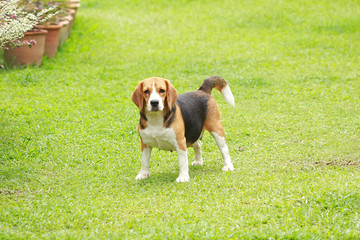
199, 76, 235, 107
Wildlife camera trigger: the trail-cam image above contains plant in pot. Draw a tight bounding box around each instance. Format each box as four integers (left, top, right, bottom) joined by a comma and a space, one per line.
52, 1, 73, 46
1, 0, 57, 67
66, 0, 80, 17
36, 1, 66, 58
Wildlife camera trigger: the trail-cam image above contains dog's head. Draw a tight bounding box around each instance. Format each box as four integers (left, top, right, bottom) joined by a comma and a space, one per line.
132, 77, 178, 112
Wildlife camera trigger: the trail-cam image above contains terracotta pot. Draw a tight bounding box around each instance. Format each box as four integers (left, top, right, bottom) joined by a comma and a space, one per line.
66, 3, 80, 15
38, 23, 63, 58
66, 9, 76, 30
61, 15, 73, 38
66, 0, 81, 13
58, 20, 69, 47
66, 8, 76, 20
4, 29, 47, 67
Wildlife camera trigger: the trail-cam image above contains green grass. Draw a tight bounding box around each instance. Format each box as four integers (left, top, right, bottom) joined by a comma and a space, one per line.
1, 0, 360, 238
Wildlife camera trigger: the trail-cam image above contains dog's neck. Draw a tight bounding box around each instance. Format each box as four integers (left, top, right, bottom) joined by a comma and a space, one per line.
140, 105, 176, 129
144, 110, 164, 128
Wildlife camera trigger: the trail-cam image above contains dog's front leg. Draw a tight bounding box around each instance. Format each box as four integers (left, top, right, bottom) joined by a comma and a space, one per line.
176, 148, 190, 182
135, 145, 152, 180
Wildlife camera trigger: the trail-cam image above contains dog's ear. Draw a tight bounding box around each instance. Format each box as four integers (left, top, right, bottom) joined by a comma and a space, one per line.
132, 81, 144, 111
165, 80, 178, 109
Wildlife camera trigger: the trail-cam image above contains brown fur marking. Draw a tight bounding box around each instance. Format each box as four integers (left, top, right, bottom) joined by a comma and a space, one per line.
199, 76, 227, 94
203, 97, 225, 137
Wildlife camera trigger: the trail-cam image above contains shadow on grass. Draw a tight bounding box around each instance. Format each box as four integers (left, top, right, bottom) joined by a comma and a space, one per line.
134, 164, 222, 185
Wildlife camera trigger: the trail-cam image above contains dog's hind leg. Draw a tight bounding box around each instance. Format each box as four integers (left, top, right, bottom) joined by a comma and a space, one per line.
210, 131, 234, 171
191, 140, 203, 166
203, 98, 234, 172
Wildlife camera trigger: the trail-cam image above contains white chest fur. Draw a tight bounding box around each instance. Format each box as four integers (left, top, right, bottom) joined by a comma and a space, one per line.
139, 112, 178, 151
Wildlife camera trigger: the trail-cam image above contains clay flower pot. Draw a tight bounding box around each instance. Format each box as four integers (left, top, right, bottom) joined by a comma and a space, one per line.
4, 29, 47, 67
38, 23, 63, 58
66, 9, 76, 33
58, 20, 69, 47
61, 15, 73, 38
66, 2, 81, 15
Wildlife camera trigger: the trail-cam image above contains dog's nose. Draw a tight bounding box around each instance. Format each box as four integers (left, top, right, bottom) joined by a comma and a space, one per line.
150, 100, 159, 107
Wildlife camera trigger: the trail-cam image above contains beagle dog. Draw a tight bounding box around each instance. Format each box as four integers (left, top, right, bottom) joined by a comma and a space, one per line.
132, 76, 235, 182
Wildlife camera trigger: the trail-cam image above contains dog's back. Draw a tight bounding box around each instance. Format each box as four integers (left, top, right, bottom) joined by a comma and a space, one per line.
176, 76, 235, 146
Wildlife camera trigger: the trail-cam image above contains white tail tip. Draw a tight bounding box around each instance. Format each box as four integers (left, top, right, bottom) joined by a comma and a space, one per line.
221, 85, 235, 107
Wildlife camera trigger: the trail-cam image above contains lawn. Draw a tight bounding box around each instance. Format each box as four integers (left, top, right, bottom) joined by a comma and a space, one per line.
1, 0, 360, 238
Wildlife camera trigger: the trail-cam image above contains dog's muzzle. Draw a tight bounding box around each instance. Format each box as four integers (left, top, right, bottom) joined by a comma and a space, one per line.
150, 100, 159, 111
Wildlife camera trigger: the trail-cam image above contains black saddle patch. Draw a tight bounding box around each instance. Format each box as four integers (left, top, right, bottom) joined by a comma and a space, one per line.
176, 91, 209, 145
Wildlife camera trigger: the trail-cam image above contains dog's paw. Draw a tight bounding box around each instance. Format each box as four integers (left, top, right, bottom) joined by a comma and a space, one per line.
135, 172, 150, 180
222, 165, 234, 171
176, 174, 190, 183
191, 160, 203, 166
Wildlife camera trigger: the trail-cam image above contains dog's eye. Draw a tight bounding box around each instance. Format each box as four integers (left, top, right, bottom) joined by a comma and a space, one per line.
159, 89, 165, 93
144, 90, 150, 94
